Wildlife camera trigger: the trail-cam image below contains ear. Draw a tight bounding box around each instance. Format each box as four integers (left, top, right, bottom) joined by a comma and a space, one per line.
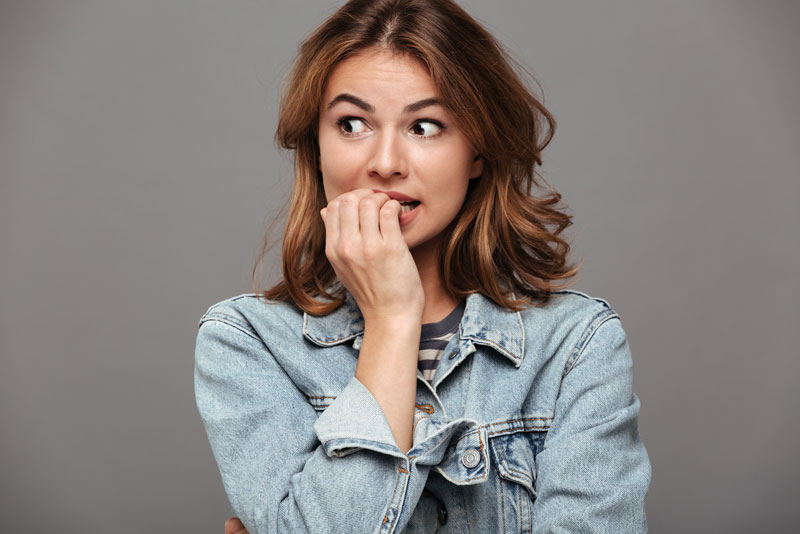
469, 153, 484, 179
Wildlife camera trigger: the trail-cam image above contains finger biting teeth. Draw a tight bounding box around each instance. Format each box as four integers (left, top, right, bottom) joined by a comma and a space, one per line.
399, 201, 420, 214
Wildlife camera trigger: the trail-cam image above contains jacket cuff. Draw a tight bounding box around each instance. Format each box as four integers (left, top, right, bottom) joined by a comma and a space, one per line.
313, 375, 406, 460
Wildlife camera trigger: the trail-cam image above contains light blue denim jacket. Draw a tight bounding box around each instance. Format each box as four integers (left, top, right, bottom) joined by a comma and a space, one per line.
194, 289, 651, 533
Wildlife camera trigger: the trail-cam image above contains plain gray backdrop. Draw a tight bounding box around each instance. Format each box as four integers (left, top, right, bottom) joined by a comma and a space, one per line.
1, 1, 798, 532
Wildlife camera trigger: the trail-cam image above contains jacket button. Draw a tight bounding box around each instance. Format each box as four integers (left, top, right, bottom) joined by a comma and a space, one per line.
461, 448, 481, 468
438, 504, 448, 525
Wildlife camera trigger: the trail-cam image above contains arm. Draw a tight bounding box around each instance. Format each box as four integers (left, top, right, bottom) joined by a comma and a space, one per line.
195, 315, 428, 534
321, 189, 424, 454
354, 319, 420, 454
531, 315, 652, 532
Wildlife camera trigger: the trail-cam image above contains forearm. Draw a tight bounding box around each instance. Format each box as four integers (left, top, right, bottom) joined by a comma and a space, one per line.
197, 318, 430, 534
355, 319, 420, 454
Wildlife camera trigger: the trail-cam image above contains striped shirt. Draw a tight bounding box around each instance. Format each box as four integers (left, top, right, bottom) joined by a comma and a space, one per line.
418, 300, 466, 383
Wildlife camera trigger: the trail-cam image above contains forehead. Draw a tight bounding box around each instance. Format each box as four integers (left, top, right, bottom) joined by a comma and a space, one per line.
322, 49, 439, 104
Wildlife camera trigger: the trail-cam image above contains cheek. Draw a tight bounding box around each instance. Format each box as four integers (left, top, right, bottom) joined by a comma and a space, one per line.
319, 138, 358, 200
413, 148, 473, 194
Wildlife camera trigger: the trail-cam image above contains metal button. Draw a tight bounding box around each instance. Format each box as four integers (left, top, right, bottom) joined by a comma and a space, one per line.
461, 448, 481, 469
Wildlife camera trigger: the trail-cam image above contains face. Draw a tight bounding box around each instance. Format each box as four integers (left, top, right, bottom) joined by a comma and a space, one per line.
318, 48, 483, 253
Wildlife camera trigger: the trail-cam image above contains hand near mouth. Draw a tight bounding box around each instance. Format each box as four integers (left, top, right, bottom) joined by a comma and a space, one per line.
320, 188, 425, 324
321, 188, 424, 453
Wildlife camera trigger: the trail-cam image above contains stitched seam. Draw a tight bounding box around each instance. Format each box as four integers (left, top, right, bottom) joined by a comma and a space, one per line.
486, 417, 553, 436
523, 482, 532, 533
412, 414, 430, 434
200, 311, 254, 332
462, 335, 521, 361
487, 425, 551, 438
382, 465, 403, 530
387, 460, 409, 534
550, 289, 614, 311
303, 331, 360, 347
463, 352, 473, 421
564, 312, 619, 376
496, 438, 532, 487
499, 460, 507, 533
324, 437, 397, 450
198, 316, 260, 342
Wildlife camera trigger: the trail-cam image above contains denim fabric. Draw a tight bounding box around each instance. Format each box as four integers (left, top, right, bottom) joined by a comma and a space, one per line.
194, 289, 651, 533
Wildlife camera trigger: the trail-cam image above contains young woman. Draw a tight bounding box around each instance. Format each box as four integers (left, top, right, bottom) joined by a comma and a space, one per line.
195, 1, 651, 532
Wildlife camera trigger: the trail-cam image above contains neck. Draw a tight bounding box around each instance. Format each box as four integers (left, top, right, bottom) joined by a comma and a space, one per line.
412, 239, 460, 324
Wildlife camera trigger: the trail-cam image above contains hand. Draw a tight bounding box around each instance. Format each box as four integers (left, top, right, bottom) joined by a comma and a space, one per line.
321, 189, 425, 324
224, 517, 248, 534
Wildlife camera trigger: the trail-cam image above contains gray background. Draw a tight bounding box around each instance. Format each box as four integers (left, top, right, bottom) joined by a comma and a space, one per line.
1, 1, 798, 532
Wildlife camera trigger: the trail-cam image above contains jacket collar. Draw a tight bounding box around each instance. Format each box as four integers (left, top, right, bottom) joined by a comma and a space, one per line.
302, 292, 525, 367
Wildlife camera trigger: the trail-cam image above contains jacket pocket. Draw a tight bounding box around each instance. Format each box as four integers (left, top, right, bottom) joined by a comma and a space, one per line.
488, 429, 547, 534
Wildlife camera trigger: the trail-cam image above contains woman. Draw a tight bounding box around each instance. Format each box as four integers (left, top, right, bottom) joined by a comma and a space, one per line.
195, 0, 651, 532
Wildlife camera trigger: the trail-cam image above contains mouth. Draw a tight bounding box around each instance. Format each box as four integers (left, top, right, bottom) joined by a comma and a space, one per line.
399, 200, 421, 214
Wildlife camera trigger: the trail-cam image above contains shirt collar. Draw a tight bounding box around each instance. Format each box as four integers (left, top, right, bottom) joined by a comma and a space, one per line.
302, 291, 525, 367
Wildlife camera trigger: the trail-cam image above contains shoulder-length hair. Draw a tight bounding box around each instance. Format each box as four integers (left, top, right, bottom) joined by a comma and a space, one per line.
254, 0, 580, 315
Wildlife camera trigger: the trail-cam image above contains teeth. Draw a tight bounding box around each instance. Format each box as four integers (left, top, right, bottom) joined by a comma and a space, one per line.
398, 201, 419, 214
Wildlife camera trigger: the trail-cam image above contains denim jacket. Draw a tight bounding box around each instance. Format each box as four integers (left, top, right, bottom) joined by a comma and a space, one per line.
194, 289, 651, 533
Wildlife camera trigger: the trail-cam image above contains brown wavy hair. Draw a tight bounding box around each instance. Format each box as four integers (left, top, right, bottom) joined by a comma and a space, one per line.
253, 0, 580, 315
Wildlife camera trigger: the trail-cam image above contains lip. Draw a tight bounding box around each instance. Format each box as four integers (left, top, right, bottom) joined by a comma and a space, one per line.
373, 189, 418, 202
398, 202, 420, 226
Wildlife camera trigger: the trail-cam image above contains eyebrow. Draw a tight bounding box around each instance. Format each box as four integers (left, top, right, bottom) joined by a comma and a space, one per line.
326, 93, 442, 113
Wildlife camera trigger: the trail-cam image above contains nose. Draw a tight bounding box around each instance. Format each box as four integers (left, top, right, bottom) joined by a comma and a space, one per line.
367, 129, 408, 180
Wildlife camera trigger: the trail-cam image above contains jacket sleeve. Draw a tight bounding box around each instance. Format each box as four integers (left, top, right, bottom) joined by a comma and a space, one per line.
531, 314, 652, 532
194, 313, 428, 534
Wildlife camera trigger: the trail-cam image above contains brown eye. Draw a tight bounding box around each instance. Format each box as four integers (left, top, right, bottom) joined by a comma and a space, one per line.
337, 117, 368, 136
411, 120, 444, 137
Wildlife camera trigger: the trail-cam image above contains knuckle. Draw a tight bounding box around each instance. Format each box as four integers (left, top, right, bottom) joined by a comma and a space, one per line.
341, 193, 358, 205
360, 197, 379, 210
362, 246, 380, 261
338, 243, 354, 260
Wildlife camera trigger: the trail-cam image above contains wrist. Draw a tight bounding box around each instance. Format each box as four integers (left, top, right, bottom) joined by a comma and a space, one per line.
362, 313, 422, 335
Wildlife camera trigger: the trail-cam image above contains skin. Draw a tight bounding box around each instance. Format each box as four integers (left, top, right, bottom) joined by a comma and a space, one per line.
224, 517, 247, 534
319, 47, 482, 453
224, 48, 483, 533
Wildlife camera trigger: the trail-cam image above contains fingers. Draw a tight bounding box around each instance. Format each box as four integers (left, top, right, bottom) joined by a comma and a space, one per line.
379, 199, 403, 242
338, 191, 364, 240
359, 192, 391, 245
225, 517, 248, 534
323, 189, 396, 247
322, 189, 373, 250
